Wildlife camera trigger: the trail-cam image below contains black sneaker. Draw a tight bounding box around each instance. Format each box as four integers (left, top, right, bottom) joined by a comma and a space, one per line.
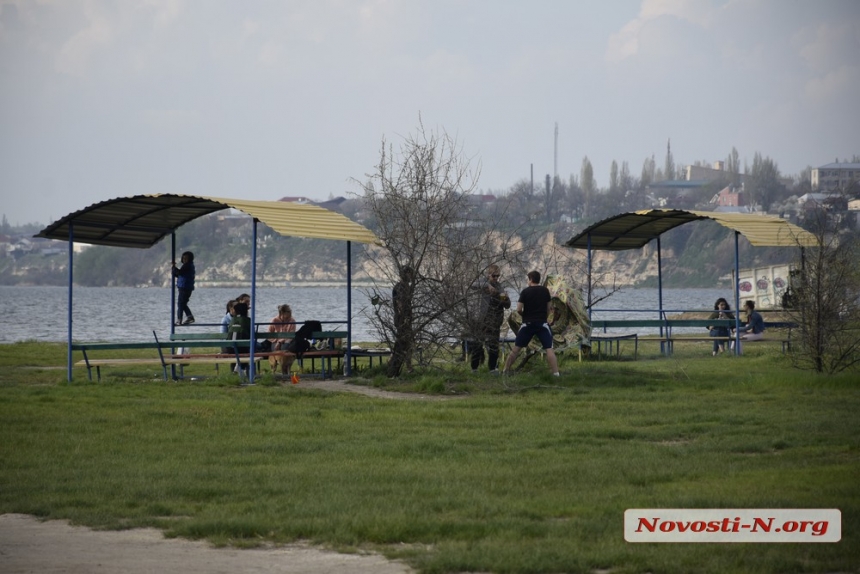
183, 317, 195, 325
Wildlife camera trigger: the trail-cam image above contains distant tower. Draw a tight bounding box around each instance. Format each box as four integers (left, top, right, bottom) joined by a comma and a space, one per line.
530, 163, 534, 196
554, 122, 559, 178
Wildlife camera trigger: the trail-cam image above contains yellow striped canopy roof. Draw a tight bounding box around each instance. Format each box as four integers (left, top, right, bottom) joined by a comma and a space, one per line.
565, 209, 818, 251
36, 194, 380, 247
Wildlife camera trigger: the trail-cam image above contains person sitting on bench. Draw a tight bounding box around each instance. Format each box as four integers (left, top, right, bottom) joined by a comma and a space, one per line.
268, 304, 297, 375
738, 300, 765, 341
227, 302, 251, 374
707, 297, 735, 355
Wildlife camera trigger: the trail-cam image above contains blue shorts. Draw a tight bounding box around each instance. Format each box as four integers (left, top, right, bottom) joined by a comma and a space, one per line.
514, 322, 553, 349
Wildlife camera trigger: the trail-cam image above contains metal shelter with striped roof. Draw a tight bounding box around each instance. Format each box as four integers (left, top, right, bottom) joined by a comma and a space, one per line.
37, 194, 380, 248
565, 209, 817, 251
37, 194, 382, 382
565, 209, 818, 354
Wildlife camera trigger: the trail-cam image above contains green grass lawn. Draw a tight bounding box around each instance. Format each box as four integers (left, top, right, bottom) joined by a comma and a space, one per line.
1, 341, 858, 573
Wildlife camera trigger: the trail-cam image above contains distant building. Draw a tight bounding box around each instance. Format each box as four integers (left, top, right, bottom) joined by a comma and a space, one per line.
711, 186, 746, 208
647, 180, 710, 193
467, 194, 497, 206
798, 193, 831, 208
314, 196, 347, 212
277, 196, 349, 212
277, 196, 314, 204
685, 161, 746, 186
848, 199, 860, 226
646, 180, 709, 208
811, 162, 860, 192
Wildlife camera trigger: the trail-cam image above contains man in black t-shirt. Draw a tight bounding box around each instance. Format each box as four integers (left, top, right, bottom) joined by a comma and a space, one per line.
502, 270, 560, 376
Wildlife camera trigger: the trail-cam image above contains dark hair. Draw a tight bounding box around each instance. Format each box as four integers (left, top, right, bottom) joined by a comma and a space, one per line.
744, 300, 756, 311
528, 270, 541, 284
182, 251, 194, 262
226, 299, 236, 312
233, 302, 249, 316
714, 297, 731, 310
278, 304, 292, 316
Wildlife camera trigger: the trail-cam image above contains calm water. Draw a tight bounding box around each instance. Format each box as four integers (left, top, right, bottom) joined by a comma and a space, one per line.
2, 286, 378, 344
1, 285, 734, 343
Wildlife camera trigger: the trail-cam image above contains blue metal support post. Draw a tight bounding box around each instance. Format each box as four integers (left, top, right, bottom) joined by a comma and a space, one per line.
346, 241, 352, 377
733, 231, 742, 355
66, 222, 74, 382
170, 233, 178, 379
249, 219, 259, 382
586, 233, 592, 320
657, 236, 666, 354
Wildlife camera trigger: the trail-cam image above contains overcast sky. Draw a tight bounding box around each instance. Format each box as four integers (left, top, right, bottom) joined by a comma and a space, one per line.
1, 0, 858, 226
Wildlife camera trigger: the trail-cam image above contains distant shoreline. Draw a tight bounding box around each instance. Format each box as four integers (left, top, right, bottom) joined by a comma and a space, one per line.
1, 282, 386, 289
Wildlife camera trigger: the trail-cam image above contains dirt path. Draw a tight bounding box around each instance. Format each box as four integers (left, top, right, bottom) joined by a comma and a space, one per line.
295, 379, 464, 400
0, 514, 414, 574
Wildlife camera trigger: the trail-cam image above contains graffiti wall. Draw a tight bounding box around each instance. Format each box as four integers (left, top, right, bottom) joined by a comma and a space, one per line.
736, 264, 793, 309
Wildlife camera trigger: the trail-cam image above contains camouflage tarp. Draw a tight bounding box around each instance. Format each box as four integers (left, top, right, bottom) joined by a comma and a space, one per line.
507, 275, 591, 354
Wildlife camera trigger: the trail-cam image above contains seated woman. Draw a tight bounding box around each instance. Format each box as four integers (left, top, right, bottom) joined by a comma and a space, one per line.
227, 302, 252, 374
707, 297, 735, 355
268, 304, 297, 375
738, 300, 765, 341
220, 299, 236, 355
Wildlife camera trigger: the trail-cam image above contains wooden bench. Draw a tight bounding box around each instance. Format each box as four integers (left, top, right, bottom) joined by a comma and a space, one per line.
73, 341, 176, 381
73, 331, 260, 382
169, 330, 349, 379
591, 333, 639, 359
590, 319, 735, 356
660, 319, 735, 354
349, 348, 392, 372
663, 319, 796, 354
75, 328, 350, 382
737, 321, 797, 353
165, 332, 256, 378
590, 318, 796, 356
72, 330, 203, 381
269, 330, 348, 378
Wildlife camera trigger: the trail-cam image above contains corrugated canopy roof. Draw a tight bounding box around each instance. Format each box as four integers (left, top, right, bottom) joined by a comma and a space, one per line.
36, 194, 381, 248
565, 209, 818, 251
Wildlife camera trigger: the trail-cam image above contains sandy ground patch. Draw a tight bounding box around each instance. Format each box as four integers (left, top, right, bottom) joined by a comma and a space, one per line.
0, 514, 414, 574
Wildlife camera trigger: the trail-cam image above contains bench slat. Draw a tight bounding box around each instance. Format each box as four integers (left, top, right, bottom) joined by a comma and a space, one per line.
169, 333, 229, 341
74, 358, 177, 366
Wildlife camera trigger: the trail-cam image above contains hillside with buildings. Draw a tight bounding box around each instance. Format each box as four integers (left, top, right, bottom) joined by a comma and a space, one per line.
2, 158, 857, 289
0, 221, 803, 291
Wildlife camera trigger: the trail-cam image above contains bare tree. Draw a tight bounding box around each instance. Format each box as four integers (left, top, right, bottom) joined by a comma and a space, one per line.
787, 204, 860, 374
356, 120, 535, 377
